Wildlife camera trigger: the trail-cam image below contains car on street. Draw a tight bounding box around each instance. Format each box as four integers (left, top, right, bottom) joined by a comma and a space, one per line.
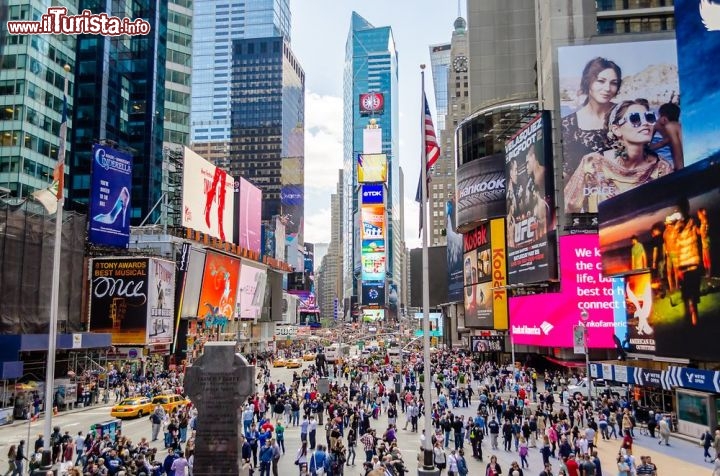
273, 358, 287, 367
110, 397, 154, 419
303, 352, 316, 361
285, 358, 303, 369
151, 394, 190, 414
567, 378, 628, 400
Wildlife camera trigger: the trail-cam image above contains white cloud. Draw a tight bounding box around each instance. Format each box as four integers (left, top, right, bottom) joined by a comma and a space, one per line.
304, 205, 332, 244
404, 197, 422, 250
304, 91, 344, 191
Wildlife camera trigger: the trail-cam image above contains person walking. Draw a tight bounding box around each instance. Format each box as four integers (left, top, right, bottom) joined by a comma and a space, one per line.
346, 428, 357, 466
4, 445, 17, 476
703, 429, 714, 462
12, 440, 26, 476
294, 441, 309, 476
259, 439, 274, 476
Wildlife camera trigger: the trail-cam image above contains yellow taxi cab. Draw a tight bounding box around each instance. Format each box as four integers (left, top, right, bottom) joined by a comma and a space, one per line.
302, 352, 316, 361
273, 358, 287, 367
151, 394, 190, 414
285, 358, 303, 369
110, 396, 154, 419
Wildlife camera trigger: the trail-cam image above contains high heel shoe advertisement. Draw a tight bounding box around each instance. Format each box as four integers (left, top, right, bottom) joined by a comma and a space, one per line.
181, 148, 235, 242
88, 144, 133, 248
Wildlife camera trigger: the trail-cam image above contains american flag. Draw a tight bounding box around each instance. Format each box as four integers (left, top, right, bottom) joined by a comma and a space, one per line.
415, 93, 441, 236
54, 93, 68, 199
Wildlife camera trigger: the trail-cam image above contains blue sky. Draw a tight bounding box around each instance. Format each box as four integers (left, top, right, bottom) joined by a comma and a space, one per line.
289, 0, 466, 246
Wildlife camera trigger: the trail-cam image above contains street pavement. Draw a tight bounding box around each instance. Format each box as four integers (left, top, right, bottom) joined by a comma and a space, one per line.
0, 361, 707, 475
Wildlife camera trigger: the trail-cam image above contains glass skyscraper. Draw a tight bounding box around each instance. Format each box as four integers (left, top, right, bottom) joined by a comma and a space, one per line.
0, 0, 76, 201
429, 43, 451, 139
69, 0, 167, 225
229, 36, 305, 242
343, 12, 401, 312
191, 0, 290, 147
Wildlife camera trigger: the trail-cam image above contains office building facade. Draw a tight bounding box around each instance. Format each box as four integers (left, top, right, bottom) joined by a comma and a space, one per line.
0, 0, 76, 201
230, 36, 304, 242
428, 43, 451, 139
343, 12, 402, 317
190, 0, 290, 157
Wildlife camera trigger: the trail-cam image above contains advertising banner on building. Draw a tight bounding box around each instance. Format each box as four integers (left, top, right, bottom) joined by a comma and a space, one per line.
362, 252, 386, 282
362, 281, 385, 307
182, 147, 235, 242
674, 0, 720, 165
180, 249, 206, 318
88, 144, 133, 248
600, 159, 720, 361
509, 234, 623, 348
455, 153, 506, 230
147, 258, 175, 345
505, 111, 557, 285
361, 184, 384, 204
490, 218, 508, 330
236, 263, 267, 321
361, 204, 385, 240
463, 221, 504, 329
359, 92, 385, 116
236, 177, 262, 254
558, 40, 679, 230
89, 258, 149, 345
197, 252, 241, 325
358, 154, 388, 183
446, 199, 464, 303
362, 309, 385, 322
414, 312, 444, 337
281, 157, 304, 239
471, 335, 505, 353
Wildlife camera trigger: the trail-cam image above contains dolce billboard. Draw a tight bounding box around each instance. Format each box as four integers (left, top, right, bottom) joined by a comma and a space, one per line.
455, 153, 506, 231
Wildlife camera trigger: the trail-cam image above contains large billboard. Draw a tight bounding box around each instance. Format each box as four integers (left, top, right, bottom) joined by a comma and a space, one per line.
462, 219, 508, 329
89, 258, 149, 345
359, 92, 385, 116
236, 263, 267, 321
88, 144, 133, 248
414, 312, 444, 337
455, 153, 506, 229
361, 204, 385, 240
558, 40, 679, 230
446, 199, 464, 303
674, 0, 720, 164
599, 158, 720, 360
147, 258, 175, 345
182, 147, 235, 242
362, 281, 385, 307
362, 253, 386, 282
197, 252, 241, 323
471, 335, 505, 353
236, 177, 262, 254
361, 184, 384, 204
505, 111, 557, 285
509, 234, 623, 348
280, 157, 304, 239
358, 154, 388, 183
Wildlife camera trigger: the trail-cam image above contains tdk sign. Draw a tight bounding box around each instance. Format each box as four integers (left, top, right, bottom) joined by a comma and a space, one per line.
362, 184, 384, 204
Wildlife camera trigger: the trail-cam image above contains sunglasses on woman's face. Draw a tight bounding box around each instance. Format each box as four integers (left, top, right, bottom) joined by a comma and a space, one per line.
618, 111, 657, 127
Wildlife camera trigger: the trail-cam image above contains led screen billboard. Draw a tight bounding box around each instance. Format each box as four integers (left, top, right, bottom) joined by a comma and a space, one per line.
414, 312, 444, 337
446, 199, 464, 303
361, 204, 385, 240
674, 0, 720, 164
362, 281, 385, 307
362, 252, 386, 282
557, 40, 679, 230
509, 234, 622, 348
358, 154, 388, 183
455, 153, 506, 230
197, 252, 241, 323
362, 309, 385, 322
147, 258, 175, 345
599, 158, 720, 360
359, 92, 385, 115
505, 111, 557, 285
182, 147, 235, 242
471, 336, 505, 353
89, 258, 149, 345
88, 144, 133, 248
361, 184, 384, 204
236, 177, 262, 254
281, 157, 304, 239
236, 263, 267, 321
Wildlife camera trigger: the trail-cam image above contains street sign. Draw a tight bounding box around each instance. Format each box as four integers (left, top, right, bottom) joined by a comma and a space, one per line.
572, 325, 585, 354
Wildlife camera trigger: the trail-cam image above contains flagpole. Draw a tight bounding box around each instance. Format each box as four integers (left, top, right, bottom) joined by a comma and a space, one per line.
43, 64, 70, 445
419, 65, 437, 476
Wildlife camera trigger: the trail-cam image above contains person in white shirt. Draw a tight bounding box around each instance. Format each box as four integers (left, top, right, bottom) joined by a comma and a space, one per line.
446, 449, 458, 476
74, 432, 85, 466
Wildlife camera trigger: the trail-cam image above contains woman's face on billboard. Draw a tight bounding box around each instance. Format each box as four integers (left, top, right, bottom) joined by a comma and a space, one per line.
589, 68, 620, 105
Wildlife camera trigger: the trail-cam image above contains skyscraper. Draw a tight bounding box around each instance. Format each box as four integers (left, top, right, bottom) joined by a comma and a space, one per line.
429, 43, 451, 138
0, 0, 76, 201
164, 0, 193, 151
69, 0, 167, 224
230, 36, 304, 242
190, 0, 291, 157
343, 12, 401, 318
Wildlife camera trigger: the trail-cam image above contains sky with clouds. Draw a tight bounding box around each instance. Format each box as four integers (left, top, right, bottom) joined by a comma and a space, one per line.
290, 0, 467, 248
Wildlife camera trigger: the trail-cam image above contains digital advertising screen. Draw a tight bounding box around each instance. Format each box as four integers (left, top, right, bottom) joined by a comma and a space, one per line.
362, 281, 385, 307
182, 147, 235, 242
197, 252, 241, 321
509, 234, 623, 348
446, 199, 464, 303
557, 40, 679, 229
358, 154, 388, 183
89, 258, 149, 345
600, 159, 720, 361
280, 157, 304, 239
362, 252, 386, 282
455, 153, 506, 230
362, 309, 385, 322
88, 144, 133, 248
362, 239, 385, 254
414, 312, 444, 337
236, 263, 267, 321
236, 177, 262, 254
505, 112, 557, 285
359, 92, 385, 116
361, 204, 386, 240
674, 0, 720, 164
361, 183, 384, 204
471, 335, 505, 353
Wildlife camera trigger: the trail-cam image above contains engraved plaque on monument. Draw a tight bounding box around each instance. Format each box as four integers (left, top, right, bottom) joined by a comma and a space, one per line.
185, 341, 255, 476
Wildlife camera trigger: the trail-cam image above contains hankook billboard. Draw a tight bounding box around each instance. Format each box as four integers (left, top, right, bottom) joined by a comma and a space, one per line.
455, 153, 506, 230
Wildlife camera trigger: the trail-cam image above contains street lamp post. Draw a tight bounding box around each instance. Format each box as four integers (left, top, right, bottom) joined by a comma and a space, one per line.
580, 309, 592, 404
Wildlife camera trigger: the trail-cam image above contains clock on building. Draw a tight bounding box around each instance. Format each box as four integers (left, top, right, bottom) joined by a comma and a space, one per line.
359, 92, 385, 115
453, 55, 468, 73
